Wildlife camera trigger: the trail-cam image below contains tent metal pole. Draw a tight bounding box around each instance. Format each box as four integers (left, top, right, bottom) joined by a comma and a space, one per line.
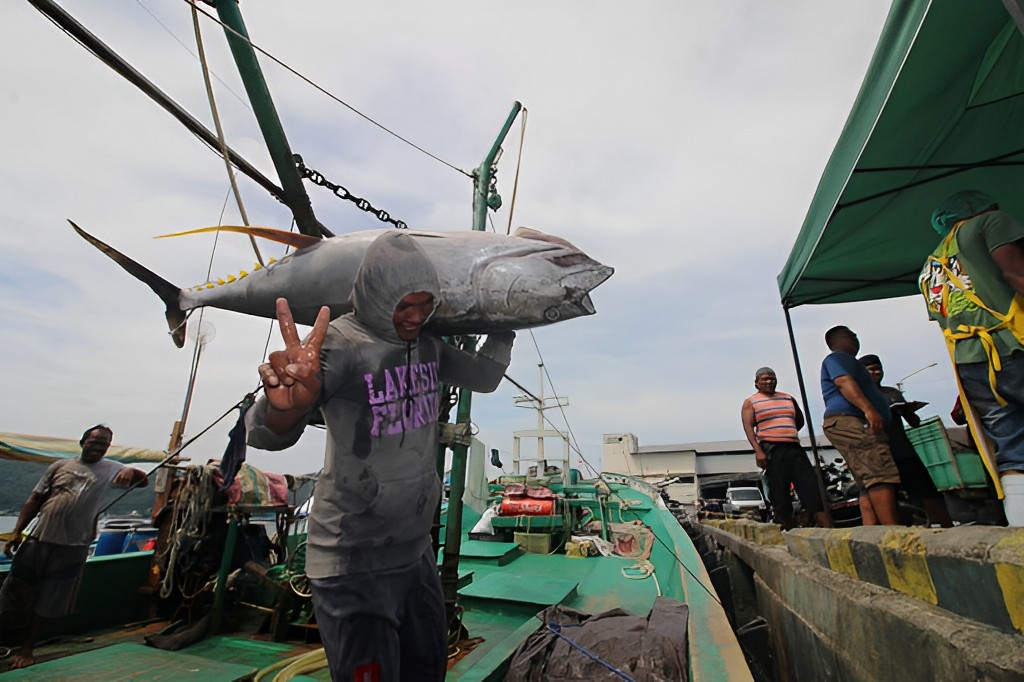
784, 304, 833, 524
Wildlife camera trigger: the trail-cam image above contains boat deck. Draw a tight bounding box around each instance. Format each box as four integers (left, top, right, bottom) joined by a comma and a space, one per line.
0, 476, 749, 680
1, 629, 327, 681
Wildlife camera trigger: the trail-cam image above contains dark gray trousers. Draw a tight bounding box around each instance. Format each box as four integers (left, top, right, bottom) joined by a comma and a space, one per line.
310, 547, 446, 682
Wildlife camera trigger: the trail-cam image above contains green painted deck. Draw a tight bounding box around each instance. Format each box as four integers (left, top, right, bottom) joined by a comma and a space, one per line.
445, 476, 751, 680
0, 642, 258, 681
1, 477, 747, 681
459, 571, 579, 605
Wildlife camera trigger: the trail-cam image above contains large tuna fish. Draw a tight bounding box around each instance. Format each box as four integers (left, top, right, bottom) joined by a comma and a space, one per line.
69, 222, 613, 347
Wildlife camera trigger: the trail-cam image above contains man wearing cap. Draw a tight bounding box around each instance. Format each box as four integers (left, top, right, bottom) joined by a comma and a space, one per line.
741, 367, 831, 529
920, 190, 1024, 525
858, 354, 953, 527
820, 326, 902, 525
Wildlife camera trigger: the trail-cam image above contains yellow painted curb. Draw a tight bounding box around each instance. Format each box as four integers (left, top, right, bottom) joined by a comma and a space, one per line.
880, 529, 938, 604
992, 531, 1024, 634
824, 529, 858, 579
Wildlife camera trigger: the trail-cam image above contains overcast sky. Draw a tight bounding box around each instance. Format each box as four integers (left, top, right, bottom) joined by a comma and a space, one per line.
3, 1, 955, 477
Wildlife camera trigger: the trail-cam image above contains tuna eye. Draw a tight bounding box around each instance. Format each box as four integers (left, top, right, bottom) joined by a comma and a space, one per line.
544, 307, 561, 321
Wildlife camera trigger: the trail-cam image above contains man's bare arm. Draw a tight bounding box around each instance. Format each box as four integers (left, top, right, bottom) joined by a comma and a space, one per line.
991, 241, 1024, 297
740, 399, 767, 469
113, 467, 149, 489
4, 492, 45, 556
834, 375, 884, 433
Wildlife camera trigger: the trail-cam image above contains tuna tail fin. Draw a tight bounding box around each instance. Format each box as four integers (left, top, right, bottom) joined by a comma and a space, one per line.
68, 220, 188, 348
156, 225, 321, 251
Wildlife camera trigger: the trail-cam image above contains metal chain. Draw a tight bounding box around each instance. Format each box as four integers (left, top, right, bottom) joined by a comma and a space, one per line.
294, 155, 408, 229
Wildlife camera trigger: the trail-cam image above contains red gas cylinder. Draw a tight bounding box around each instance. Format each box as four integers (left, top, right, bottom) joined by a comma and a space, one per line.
500, 497, 555, 516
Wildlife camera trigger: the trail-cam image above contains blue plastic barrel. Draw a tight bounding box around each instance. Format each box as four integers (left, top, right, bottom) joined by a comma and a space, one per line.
94, 530, 128, 556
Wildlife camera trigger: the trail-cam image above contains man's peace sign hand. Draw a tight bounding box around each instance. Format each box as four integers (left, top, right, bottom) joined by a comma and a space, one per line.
259, 298, 330, 417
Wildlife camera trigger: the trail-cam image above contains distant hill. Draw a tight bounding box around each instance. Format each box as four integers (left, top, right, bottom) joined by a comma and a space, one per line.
0, 459, 155, 518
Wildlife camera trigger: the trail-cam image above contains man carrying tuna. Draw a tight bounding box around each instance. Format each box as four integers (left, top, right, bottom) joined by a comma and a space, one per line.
247, 231, 514, 681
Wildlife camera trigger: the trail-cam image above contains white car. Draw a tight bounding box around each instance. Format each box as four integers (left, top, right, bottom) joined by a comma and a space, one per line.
723, 487, 767, 520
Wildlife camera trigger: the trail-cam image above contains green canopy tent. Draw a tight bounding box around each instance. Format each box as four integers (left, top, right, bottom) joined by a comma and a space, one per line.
779, 0, 1024, 309
777, 0, 1024, 503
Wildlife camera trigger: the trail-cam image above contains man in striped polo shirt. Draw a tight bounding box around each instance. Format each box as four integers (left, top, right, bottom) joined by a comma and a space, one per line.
742, 367, 831, 529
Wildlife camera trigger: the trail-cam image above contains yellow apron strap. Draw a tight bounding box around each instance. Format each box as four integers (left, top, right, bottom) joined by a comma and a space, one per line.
931, 224, 1024, 404
944, 341, 1005, 499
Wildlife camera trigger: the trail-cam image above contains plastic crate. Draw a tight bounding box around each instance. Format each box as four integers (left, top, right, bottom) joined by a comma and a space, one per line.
514, 531, 552, 554
906, 416, 989, 491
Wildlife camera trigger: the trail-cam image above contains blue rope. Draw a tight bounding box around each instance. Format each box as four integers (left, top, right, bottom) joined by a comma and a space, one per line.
546, 622, 637, 682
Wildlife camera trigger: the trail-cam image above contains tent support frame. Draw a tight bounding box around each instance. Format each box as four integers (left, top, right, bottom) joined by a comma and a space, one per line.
784, 305, 833, 525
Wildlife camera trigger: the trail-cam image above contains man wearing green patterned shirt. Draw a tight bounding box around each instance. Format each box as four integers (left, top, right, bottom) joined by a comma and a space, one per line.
920, 190, 1024, 525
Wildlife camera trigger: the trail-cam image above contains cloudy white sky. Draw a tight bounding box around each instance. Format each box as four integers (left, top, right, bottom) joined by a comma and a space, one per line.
4, 1, 956, 476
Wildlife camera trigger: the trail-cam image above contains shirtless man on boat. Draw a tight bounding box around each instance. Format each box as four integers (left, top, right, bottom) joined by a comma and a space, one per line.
0, 424, 148, 670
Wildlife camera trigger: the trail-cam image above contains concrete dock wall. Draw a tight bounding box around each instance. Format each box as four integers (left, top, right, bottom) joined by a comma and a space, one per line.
696, 521, 1024, 681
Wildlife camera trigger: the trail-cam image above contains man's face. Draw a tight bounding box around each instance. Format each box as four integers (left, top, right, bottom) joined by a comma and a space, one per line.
755, 373, 777, 395
834, 329, 860, 355
393, 292, 435, 342
864, 363, 883, 385
81, 429, 112, 463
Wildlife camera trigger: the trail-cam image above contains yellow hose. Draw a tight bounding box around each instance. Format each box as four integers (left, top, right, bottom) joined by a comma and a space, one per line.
254, 647, 328, 682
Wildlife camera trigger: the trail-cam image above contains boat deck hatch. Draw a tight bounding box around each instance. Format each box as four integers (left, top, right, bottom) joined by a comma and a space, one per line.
459, 571, 579, 605
457, 540, 522, 565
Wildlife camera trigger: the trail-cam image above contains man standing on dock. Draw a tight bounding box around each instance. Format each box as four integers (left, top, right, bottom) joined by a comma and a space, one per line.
0, 425, 148, 670
247, 231, 514, 681
920, 190, 1024, 526
741, 367, 831, 530
820, 326, 902, 525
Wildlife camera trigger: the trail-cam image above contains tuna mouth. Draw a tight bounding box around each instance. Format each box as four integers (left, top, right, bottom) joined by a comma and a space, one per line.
559, 264, 614, 294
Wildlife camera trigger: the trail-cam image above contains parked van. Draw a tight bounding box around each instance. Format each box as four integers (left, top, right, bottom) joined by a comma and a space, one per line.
723, 486, 767, 520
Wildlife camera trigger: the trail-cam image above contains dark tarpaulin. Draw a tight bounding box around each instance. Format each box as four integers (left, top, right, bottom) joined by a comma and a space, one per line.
778, 0, 1024, 308
505, 597, 689, 682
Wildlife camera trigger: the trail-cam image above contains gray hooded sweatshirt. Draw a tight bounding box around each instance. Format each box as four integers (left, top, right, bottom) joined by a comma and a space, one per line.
247, 231, 514, 579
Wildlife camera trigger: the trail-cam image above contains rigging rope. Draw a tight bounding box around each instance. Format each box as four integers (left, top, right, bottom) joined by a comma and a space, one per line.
134, 0, 250, 109
182, 0, 471, 178
188, 0, 264, 267
506, 107, 528, 235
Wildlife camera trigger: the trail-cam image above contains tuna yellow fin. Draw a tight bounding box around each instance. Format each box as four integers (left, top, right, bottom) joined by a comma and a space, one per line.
156, 226, 321, 251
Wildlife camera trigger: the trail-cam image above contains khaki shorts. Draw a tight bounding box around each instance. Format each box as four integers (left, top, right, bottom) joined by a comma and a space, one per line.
823, 415, 901, 489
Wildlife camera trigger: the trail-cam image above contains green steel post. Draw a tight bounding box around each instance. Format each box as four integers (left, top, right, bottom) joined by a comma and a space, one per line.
213, 1, 323, 238
472, 102, 522, 232
440, 337, 476, 631
441, 102, 523, 635
210, 515, 239, 633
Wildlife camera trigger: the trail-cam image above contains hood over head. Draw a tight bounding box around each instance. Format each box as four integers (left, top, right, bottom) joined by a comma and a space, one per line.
351, 231, 441, 343
931, 190, 998, 236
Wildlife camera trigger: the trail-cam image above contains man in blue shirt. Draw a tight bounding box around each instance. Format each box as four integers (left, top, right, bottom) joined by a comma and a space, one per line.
820, 326, 901, 525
